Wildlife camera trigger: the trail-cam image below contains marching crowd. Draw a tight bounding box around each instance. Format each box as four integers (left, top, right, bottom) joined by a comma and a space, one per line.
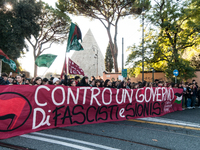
0, 72, 200, 109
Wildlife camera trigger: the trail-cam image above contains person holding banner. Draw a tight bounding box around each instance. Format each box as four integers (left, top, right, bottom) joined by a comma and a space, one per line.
33, 77, 42, 85
95, 80, 101, 87
1, 73, 10, 85
79, 76, 90, 86
74, 76, 80, 86
16, 75, 25, 85
0, 76, 6, 85
53, 78, 60, 85
104, 79, 112, 88
70, 80, 76, 87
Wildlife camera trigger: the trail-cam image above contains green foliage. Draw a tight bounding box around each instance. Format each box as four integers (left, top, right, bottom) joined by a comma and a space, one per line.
165, 58, 196, 81
126, 0, 200, 81
104, 43, 113, 72
0, 0, 42, 59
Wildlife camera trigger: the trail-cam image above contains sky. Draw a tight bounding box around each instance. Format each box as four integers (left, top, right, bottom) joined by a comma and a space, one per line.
18, 0, 142, 77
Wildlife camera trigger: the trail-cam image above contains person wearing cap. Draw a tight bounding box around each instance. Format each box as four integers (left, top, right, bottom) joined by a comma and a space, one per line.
53, 77, 60, 85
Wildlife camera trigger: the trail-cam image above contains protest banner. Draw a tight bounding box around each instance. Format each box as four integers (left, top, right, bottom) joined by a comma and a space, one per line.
0, 85, 183, 139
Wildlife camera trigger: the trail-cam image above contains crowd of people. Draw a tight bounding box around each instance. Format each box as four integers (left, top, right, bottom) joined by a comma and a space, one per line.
0, 72, 200, 109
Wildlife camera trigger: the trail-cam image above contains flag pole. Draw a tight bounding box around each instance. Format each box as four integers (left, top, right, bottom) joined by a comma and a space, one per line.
42, 67, 49, 78
66, 52, 69, 76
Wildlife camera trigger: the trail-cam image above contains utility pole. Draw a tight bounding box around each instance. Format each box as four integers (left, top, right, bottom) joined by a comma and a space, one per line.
122, 37, 124, 70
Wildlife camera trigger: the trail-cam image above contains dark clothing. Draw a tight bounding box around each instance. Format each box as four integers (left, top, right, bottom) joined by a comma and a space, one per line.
80, 82, 90, 86
0, 77, 6, 85
79, 77, 90, 86
186, 87, 192, 99
4, 80, 10, 85
197, 90, 200, 106
59, 75, 68, 86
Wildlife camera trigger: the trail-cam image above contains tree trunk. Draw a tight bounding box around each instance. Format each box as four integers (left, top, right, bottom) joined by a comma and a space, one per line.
33, 48, 38, 77
113, 53, 119, 72
106, 27, 119, 73
34, 60, 38, 77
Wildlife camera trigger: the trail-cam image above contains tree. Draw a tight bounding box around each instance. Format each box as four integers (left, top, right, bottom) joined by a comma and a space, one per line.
26, 2, 71, 77
57, 0, 150, 73
190, 54, 200, 69
104, 43, 113, 72
0, 0, 42, 72
126, 0, 200, 81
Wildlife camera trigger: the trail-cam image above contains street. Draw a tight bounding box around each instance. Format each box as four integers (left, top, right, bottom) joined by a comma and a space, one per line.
0, 108, 200, 150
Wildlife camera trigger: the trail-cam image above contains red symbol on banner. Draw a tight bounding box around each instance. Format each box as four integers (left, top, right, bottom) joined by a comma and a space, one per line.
0, 92, 32, 132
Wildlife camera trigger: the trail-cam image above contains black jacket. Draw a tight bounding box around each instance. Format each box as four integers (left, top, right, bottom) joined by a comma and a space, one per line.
0, 77, 6, 85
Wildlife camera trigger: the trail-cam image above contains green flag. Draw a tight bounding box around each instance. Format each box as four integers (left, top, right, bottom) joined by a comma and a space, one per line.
66, 22, 84, 52
35, 54, 57, 68
9, 59, 17, 72
0, 49, 18, 72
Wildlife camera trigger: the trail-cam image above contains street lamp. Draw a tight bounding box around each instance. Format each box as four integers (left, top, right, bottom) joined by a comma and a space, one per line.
92, 45, 98, 78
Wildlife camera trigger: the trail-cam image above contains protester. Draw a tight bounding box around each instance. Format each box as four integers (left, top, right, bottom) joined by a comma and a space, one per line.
95, 80, 101, 87
91, 76, 95, 81
79, 76, 90, 86
42, 78, 49, 85
53, 77, 60, 85
186, 84, 192, 109
33, 77, 42, 85
16, 75, 25, 85
59, 74, 68, 86
74, 76, 80, 85
8, 77, 14, 84
1, 72, 10, 85
0, 76, 5, 85
2, 70, 200, 110
25, 78, 31, 85
70, 80, 76, 87
104, 79, 112, 88
90, 80, 96, 87
191, 84, 197, 108
197, 87, 200, 108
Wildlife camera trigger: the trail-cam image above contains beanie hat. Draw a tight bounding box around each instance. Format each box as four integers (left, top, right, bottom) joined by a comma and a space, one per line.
53, 78, 59, 84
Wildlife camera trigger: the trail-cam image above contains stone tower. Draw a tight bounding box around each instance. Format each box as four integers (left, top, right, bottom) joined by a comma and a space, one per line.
71, 29, 105, 79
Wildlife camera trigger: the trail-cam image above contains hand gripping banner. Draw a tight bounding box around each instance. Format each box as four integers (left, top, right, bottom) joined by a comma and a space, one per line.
0, 85, 183, 139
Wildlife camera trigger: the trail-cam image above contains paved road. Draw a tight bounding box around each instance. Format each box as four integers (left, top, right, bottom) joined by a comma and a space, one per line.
1, 108, 200, 150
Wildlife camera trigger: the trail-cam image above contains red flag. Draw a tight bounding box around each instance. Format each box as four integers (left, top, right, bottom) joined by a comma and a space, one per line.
60, 56, 67, 79
0, 49, 10, 60
68, 58, 84, 76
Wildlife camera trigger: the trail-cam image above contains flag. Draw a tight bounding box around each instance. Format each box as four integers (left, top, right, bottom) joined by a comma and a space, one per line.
60, 56, 67, 79
68, 58, 84, 76
35, 54, 57, 68
0, 49, 18, 72
66, 22, 84, 52
173, 93, 182, 104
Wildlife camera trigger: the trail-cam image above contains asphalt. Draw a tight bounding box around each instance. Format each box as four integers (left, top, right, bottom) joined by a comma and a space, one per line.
1, 108, 200, 150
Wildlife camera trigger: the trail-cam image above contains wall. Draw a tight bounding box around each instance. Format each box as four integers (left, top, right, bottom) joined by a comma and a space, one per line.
103, 71, 200, 85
